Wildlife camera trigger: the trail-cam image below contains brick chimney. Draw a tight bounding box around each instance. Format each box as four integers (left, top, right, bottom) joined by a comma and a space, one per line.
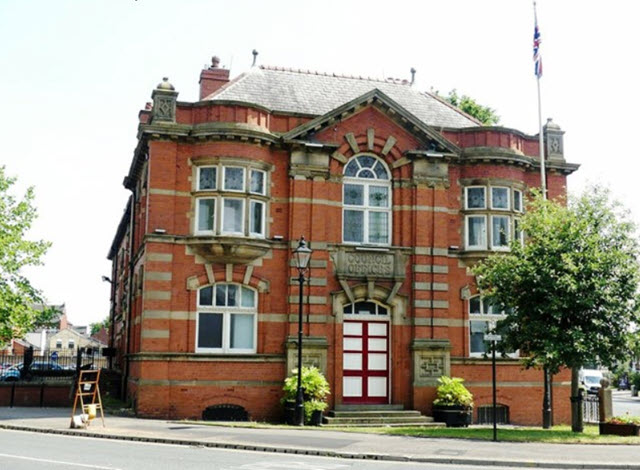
199, 56, 230, 100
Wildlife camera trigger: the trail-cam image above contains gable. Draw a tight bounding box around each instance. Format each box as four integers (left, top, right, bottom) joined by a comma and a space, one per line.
284, 89, 460, 159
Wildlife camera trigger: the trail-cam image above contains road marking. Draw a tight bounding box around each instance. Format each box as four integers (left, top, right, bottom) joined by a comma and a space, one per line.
229, 463, 349, 470
0, 452, 121, 469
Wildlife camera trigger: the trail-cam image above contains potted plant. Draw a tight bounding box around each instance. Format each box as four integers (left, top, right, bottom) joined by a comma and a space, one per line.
432, 376, 474, 427
600, 414, 640, 436
281, 366, 330, 425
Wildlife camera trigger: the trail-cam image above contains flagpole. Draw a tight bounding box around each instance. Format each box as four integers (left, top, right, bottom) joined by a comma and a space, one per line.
534, 1, 547, 201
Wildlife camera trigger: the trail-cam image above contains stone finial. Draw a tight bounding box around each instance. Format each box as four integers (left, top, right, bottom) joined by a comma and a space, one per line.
410, 67, 416, 86
210, 56, 221, 69
252, 49, 258, 67
156, 77, 175, 91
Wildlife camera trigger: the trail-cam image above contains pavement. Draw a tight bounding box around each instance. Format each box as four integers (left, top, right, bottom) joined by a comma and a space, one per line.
0, 395, 639, 470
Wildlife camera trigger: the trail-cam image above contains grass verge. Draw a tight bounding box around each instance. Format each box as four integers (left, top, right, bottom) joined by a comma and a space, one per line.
181, 420, 640, 444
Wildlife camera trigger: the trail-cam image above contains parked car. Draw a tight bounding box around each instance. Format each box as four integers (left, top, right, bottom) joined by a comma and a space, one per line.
0, 362, 65, 381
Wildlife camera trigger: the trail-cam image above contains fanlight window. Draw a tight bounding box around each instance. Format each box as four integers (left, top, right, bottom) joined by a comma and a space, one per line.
343, 155, 391, 246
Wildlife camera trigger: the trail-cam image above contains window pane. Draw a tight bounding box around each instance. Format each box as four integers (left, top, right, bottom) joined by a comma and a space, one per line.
250, 201, 264, 235
469, 297, 481, 314
354, 301, 377, 315
344, 184, 364, 206
359, 169, 375, 179
373, 161, 389, 180
344, 304, 353, 314
378, 306, 388, 315
344, 210, 364, 242
223, 199, 244, 233
514, 190, 522, 212
227, 284, 238, 306
215, 285, 226, 306
241, 287, 255, 307
467, 216, 486, 248
492, 187, 509, 209
224, 167, 244, 191
369, 186, 389, 208
198, 313, 223, 349
368, 212, 389, 244
250, 170, 265, 194
514, 218, 523, 243
470, 321, 488, 354
230, 314, 254, 349
344, 159, 359, 177
466, 187, 485, 209
359, 156, 375, 169
492, 216, 510, 247
199, 286, 213, 306
199, 167, 216, 190
197, 199, 215, 232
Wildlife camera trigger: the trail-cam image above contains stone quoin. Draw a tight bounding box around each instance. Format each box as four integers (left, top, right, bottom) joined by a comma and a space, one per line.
107, 56, 578, 425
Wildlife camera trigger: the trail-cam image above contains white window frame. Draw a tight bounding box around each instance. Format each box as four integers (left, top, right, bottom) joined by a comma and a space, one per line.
468, 296, 516, 358
195, 284, 257, 354
465, 215, 487, 250
490, 186, 510, 211
197, 166, 218, 191
221, 197, 245, 235
342, 155, 392, 246
223, 166, 246, 192
465, 186, 486, 210
195, 197, 216, 235
490, 215, 511, 251
513, 189, 523, 213
68, 340, 75, 349
513, 217, 524, 245
249, 169, 267, 196
249, 200, 265, 237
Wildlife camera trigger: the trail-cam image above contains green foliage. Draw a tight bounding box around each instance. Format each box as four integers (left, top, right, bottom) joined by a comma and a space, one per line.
630, 372, 640, 390
608, 414, 640, 425
473, 187, 640, 374
90, 318, 109, 335
432, 376, 474, 408
0, 166, 54, 346
433, 88, 500, 126
282, 366, 330, 422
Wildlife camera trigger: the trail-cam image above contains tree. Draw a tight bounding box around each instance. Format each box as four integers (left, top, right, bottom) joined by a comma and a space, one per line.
90, 318, 109, 336
432, 89, 500, 126
0, 166, 56, 346
472, 187, 640, 431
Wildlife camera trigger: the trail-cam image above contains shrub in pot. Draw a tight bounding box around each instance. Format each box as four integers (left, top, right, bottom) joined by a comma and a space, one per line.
600, 414, 640, 436
281, 366, 330, 425
432, 376, 474, 427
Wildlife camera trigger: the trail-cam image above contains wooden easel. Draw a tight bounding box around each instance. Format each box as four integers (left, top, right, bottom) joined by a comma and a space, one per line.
70, 369, 105, 428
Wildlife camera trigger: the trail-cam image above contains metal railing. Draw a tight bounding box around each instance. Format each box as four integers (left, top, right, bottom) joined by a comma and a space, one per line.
582, 394, 600, 423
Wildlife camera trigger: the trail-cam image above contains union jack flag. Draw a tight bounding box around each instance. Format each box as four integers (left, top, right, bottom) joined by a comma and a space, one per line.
533, 18, 542, 78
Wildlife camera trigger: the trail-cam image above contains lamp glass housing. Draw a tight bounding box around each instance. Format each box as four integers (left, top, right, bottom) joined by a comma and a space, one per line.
293, 238, 312, 272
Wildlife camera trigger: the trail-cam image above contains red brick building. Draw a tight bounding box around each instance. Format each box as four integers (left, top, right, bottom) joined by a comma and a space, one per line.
107, 58, 578, 425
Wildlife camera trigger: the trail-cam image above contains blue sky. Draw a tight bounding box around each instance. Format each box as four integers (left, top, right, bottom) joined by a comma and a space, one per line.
1, 0, 638, 326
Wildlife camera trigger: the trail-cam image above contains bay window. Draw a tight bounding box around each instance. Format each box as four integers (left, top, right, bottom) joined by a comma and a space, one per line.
463, 184, 524, 251
194, 163, 268, 238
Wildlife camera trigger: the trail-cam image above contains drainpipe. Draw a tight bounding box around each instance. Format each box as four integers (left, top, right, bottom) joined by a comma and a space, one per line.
430, 185, 436, 339
122, 187, 136, 403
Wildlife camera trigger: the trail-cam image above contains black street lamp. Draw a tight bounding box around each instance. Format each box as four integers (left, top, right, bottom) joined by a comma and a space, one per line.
293, 236, 312, 426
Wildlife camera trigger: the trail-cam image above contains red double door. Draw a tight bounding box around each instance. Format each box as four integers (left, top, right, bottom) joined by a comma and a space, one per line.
342, 320, 389, 404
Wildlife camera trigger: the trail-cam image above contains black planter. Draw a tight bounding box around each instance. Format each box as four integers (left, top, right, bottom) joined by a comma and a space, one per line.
283, 401, 296, 425
308, 409, 323, 426
432, 405, 473, 427
599, 422, 640, 436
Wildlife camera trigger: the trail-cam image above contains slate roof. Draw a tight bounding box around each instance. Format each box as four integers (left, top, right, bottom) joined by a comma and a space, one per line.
206, 66, 480, 129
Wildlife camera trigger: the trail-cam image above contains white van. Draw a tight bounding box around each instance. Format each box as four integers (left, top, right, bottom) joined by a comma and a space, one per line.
579, 369, 604, 395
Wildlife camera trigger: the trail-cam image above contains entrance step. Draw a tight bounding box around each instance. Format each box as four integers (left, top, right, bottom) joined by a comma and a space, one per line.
323, 408, 439, 427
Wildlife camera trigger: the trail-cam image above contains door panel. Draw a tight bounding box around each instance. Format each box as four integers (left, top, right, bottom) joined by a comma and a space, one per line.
342, 320, 389, 404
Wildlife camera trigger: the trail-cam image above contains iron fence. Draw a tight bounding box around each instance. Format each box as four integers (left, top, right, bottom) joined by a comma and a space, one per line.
582, 394, 599, 423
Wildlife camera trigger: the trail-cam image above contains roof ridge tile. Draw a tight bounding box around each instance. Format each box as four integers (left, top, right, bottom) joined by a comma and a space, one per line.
258, 64, 408, 85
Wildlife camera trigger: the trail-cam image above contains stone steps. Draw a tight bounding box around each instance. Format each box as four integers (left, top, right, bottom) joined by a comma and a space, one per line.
322, 407, 440, 427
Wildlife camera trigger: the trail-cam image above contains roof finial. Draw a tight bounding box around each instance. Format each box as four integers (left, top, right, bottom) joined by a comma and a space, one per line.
252, 49, 258, 67
410, 67, 416, 86
210, 56, 220, 69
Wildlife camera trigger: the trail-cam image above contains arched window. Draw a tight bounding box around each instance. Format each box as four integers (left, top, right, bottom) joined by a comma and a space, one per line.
344, 301, 388, 316
196, 283, 257, 353
343, 155, 391, 245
